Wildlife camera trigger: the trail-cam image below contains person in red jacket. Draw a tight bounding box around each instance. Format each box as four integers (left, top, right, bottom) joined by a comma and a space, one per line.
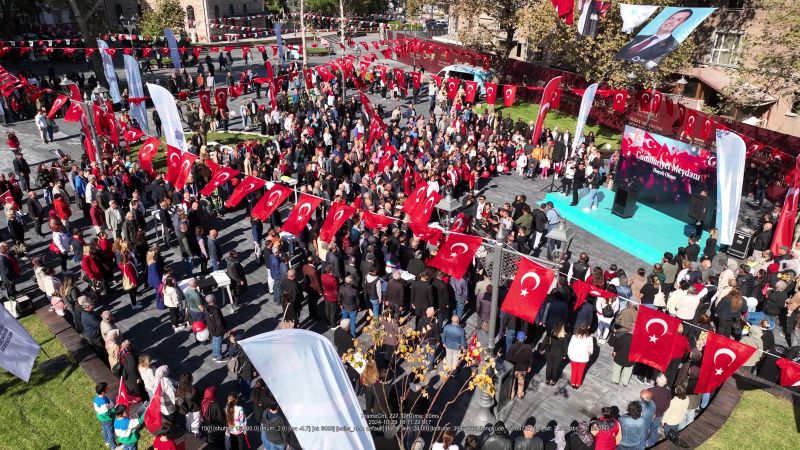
89, 199, 105, 234
52, 193, 72, 230
320, 264, 340, 329
152, 423, 178, 450
81, 247, 104, 286
6, 131, 20, 151
119, 250, 141, 310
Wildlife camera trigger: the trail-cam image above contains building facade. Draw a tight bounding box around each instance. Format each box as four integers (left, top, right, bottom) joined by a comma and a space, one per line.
151, 0, 266, 43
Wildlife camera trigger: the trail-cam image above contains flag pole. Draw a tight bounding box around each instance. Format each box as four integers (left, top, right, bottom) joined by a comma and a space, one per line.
476, 241, 503, 423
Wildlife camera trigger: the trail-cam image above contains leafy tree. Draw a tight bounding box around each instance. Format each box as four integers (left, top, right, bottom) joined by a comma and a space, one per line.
140, 0, 186, 38
306, 0, 337, 15
738, 0, 800, 94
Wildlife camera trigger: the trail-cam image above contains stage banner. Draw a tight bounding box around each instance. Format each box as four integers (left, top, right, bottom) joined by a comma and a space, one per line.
146, 82, 186, 151
274, 23, 284, 67
573, 83, 599, 153
715, 129, 746, 246
240, 330, 375, 450
616, 125, 716, 221
96, 40, 122, 103
615, 7, 715, 70
163, 28, 182, 70
123, 55, 149, 133
619, 3, 660, 34
0, 305, 40, 382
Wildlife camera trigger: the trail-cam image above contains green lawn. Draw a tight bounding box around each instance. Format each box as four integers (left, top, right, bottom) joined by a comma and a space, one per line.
699, 389, 800, 449
495, 102, 622, 150
0, 314, 150, 450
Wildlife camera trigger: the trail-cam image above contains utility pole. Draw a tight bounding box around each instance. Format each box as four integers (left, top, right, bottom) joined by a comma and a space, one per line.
300, 0, 308, 70
476, 242, 503, 424
339, 0, 346, 56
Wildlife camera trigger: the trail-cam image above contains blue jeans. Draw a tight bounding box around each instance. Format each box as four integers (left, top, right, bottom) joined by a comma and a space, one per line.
183, 257, 193, 276
663, 423, 679, 436
455, 300, 465, 320
587, 188, 599, 208
369, 298, 380, 320
238, 377, 251, 399
122, 444, 138, 450
262, 436, 286, 450
212, 335, 223, 359
100, 420, 116, 448
505, 329, 515, 358
646, 416, 663, 447
700, 393, 711, 409
342, 309, 358, 337
211, 258, 219, 272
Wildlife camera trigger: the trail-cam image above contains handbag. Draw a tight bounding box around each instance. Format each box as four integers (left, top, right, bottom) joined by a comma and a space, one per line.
122, 275, 134, 291
653, 290, 666, 308
277, 304, 294, 330
14, 241, 26, 255
49, 241, 61, 254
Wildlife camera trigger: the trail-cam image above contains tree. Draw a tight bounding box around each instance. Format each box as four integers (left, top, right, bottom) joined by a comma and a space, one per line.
140, 0, 186, 38
738, 0, 800, 95
0, 0, 37, 39
306, 0, 337, 15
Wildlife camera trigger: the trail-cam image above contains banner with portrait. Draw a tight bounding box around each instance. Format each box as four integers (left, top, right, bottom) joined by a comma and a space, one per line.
615, 7, 715, 70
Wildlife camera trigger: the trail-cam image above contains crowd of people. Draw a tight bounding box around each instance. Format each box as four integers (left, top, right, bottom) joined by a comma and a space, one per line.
1, 37, 799, 450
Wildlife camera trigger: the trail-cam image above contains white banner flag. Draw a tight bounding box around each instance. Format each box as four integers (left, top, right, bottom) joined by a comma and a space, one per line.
0, 306, 40, 382
715, 130, 746, 245
146, 83, 186, 151
163, 28, 182, 70
240, 329, 375, 450
573, 83, 599, 153
123, 55, 149, 133
96, 40, 122, 103
619, 4, 660, 33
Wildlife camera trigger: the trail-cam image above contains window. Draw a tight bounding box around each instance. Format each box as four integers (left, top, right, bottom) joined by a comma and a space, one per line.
728, 0, 745, 9
114, 4, 123, 24
515, 42, 521, 58
214, 6, 219, 19
709, 32, 742, 66
186, 6, 195, 21
229, 4, 234, 16
791, 94, 800, 116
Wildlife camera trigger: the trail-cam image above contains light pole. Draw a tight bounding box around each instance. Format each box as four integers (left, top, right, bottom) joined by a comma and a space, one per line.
61, 77, 104, 170
119, 15, 139, 52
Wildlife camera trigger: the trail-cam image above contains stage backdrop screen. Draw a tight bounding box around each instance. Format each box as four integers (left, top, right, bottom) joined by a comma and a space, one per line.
616, 124, 716, 223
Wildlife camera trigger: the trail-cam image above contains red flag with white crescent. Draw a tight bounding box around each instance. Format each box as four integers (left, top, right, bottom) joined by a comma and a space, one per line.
63, 102, 84, 122
172, 152, 197, 190
214, 87, 228, 109
628, 306, 683, 372
362, 210, 396, 230
410, 190, 441, 225
503, 85, 517, 107
683, 109, 699, 138
571, 278, 616, 311
410, 71, 421, 90
428, 233, 483, 279
123, 126, 145, 143
225, 176, 266, 208
46, 94, 68, 119
464, 81, 478, 103
501, 257, 555, 323
776, 358, 800, 387
532, 76, 563, 145
250, 183, 292, 220
303, 69, 314, 89
282, 194, 323, 235
116, 378, 130, 407
484, 82, 498, 105
446, 77, 460, 101
450, 212, 470, 233
198, 90, 213, 115
319, 202, 356, 243
770, 186, 799, 254
699, 114, 715, 141
200, 164, 240, 197
612, 91, 628, 113
695, 332, 756, 393
359, 60, 370, 78
164, 145, 182, 184
138, 137, 160, 175
402, 182, 429, 219
408, 222, 443, 245
651, 90, 662, 112
143, 382, 163, 433
106, 113, 120, 148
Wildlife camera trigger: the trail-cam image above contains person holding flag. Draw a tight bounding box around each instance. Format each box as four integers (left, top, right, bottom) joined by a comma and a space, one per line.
93, 382, 118, 449
113, 404, 145, 450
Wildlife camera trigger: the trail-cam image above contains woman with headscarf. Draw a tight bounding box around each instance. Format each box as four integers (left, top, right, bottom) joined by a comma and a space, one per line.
200, 386, 225, 447
105, 329, 121, 369
154, 365, 178, 423
567, 421, 594, 449
117, 340, 146, 400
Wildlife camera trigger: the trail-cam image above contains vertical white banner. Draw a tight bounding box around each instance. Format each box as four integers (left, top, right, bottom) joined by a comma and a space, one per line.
96, 39, 122, 103
146, 82, 186, 151
573, 82, 599, 153
240, 330, 375, 450
715, 129, 746, 245
123, 55, 149, 133
163, 28, 182, 70
619, 4, 660, 33
0, 305, 40, 382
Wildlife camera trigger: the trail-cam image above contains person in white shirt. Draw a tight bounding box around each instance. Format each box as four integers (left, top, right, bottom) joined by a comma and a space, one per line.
35, 108, 53, 143
567, 325, 594, 389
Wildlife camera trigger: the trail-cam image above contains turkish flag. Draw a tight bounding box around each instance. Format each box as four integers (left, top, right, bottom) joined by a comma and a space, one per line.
363, 209, 396, 230
92, 104, 107, 135
485, 82, 498, 105
106, 113, 120, 148
359, 60, 370, 78
317, 65, 335, 83
164, 145, 182, 183
776, 358, 800, 387
198, 90, 213, 115
683, 109, 699, 138
143, 382, 163, 433
402, 182, 429, 219
225, 176, 266, 208
123, 126, 145, 143
771, 186, 799, 254
532, 76, 563, 145
450, 212, 470, 233
651, 90, 662, 113
228, 84, 244, 98
319, 202, 356, 243
138, 138, 160, 175
250, 183, 291, 221
200, 163, 240, 197
0, 190, 18, 209
393, 68, 406, 91
265, 60, 274, 80
446, 77, 460, 101
283, 194, 323, 235
501, 257, 555, 323
551, 0, 575, 24
410, 71, 421, 90
503, 85, 517, 107
428, 233, 482, 279
695, 332, 756, 393
408, 222, 444, 245
303, 69, 314, 89
83, 135, 97, 163
639, 90, 654, 112
612, 91, 628, 112
46, 94, 68, 119
430, 75, 443, 88
411, 190, 441, 224
464, 81, 478, 103
629, 307, 683, 372
571, 278, 616, 311
171, 152, 197, 190
214, 88, 227, 109
64, 102, 84, 122
699, 114, 715, 141
116, 378, 130, 407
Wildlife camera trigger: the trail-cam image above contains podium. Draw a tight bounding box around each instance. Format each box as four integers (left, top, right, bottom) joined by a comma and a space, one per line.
612, 186, 638, 218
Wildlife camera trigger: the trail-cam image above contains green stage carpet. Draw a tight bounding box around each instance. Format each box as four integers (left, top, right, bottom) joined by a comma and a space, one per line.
544, 187, 689, 264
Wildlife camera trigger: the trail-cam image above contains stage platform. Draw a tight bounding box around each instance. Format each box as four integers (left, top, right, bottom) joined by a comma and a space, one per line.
544, 187, 690, 264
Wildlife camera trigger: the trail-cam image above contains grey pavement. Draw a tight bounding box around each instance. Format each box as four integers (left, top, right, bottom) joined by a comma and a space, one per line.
0, 35, 780, 448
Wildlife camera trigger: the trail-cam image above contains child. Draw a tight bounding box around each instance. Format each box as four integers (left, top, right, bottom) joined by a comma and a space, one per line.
93, 382, 117, 449
113, 404, 145, 450
70, 228, 85, 263
153, 423, 178, 450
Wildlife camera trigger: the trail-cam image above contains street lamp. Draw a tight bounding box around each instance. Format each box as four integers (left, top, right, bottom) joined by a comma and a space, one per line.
61, 77, 103, 170
545, 221, 576, 261
119, 15, 138, 51
92, 85, 109, 102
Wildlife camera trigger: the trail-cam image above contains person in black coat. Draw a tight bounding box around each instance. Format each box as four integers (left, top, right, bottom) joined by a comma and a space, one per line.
24, 190, 45, 237
225, 251, 246, 308
203, 294, 228, 361
543, 321, 569, 385
611, 331, 635, 387
362, 363, 398, 438
507, 331, 533, 399
684, 236, 701, 262
410, 272, 434, 320
570, 161, 586, 206
334, 321, 355, 356
574, 299, 595, 331
282, 269, 303, 324
536, 297, 568, 332
118, 341, 146, 400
